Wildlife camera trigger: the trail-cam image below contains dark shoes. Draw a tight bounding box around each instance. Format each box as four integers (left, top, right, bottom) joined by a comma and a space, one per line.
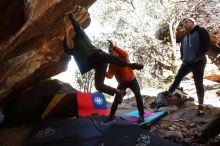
196, 109, 205, 116
137, 116, 145, 124
162, 90, 172, 96
196, 105, 205, 116
102, 117, 116, 125
129, 63, 144, 70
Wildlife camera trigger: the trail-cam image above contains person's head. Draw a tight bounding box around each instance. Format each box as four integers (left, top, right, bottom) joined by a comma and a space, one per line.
182, 17, 197, 32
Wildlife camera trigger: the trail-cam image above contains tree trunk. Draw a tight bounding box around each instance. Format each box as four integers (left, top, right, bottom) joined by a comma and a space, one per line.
169, 18, 177, 73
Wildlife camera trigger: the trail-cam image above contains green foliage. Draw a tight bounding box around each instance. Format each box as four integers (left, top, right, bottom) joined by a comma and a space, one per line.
86, 0, 182, 89
80, 0, 212, 91
162, 75, 174, 84
170, 64, 177, 74
75, 70, 95, 92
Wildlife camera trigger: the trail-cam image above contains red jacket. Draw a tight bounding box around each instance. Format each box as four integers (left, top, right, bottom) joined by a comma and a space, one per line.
105, 46, 134, 83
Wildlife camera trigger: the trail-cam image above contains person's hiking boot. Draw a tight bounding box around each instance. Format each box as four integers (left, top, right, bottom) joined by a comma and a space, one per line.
129, 63, 144, 70
162, 90, 172, 96
196, 105, 205, 116
102, 117, 116, 125
116, 89, 126, 104
196, 109, 205, 116
137, 116, 144, 124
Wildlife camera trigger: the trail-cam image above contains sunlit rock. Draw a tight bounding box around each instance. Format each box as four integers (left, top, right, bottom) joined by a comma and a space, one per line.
0, 0, 96, 106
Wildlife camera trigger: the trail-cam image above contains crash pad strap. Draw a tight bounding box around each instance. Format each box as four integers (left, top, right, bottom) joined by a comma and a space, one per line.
41, 93, 67, 119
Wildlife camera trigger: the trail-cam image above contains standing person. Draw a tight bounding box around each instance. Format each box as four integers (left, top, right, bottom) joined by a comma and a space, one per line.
164, 17, 210, 115
103, 40, 145, 124
63, 13, 144, 100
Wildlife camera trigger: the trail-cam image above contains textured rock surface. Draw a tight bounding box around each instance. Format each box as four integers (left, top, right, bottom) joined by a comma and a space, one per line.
3, 79, 77, 125
0, 0, 96, 106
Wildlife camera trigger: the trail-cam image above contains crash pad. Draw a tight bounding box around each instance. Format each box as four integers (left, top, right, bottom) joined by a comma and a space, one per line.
120, 109, 167, 125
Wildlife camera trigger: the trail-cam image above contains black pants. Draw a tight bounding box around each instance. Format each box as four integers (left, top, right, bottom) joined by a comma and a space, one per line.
169, 59, 206, 105
109, 78, 144, 117
90, 52, 128, 96
69, 14, 130, 96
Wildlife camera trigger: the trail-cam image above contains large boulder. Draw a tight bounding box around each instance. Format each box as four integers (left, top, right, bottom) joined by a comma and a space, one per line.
0, 0, 96, 107
3, 79, 78, 125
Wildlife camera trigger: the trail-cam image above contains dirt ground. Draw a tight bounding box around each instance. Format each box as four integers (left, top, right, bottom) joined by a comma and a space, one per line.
115, 96, 220, 145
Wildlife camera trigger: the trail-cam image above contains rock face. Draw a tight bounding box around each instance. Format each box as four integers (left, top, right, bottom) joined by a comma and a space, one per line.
3, 79, 78, 125
0, 0, 96, 106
